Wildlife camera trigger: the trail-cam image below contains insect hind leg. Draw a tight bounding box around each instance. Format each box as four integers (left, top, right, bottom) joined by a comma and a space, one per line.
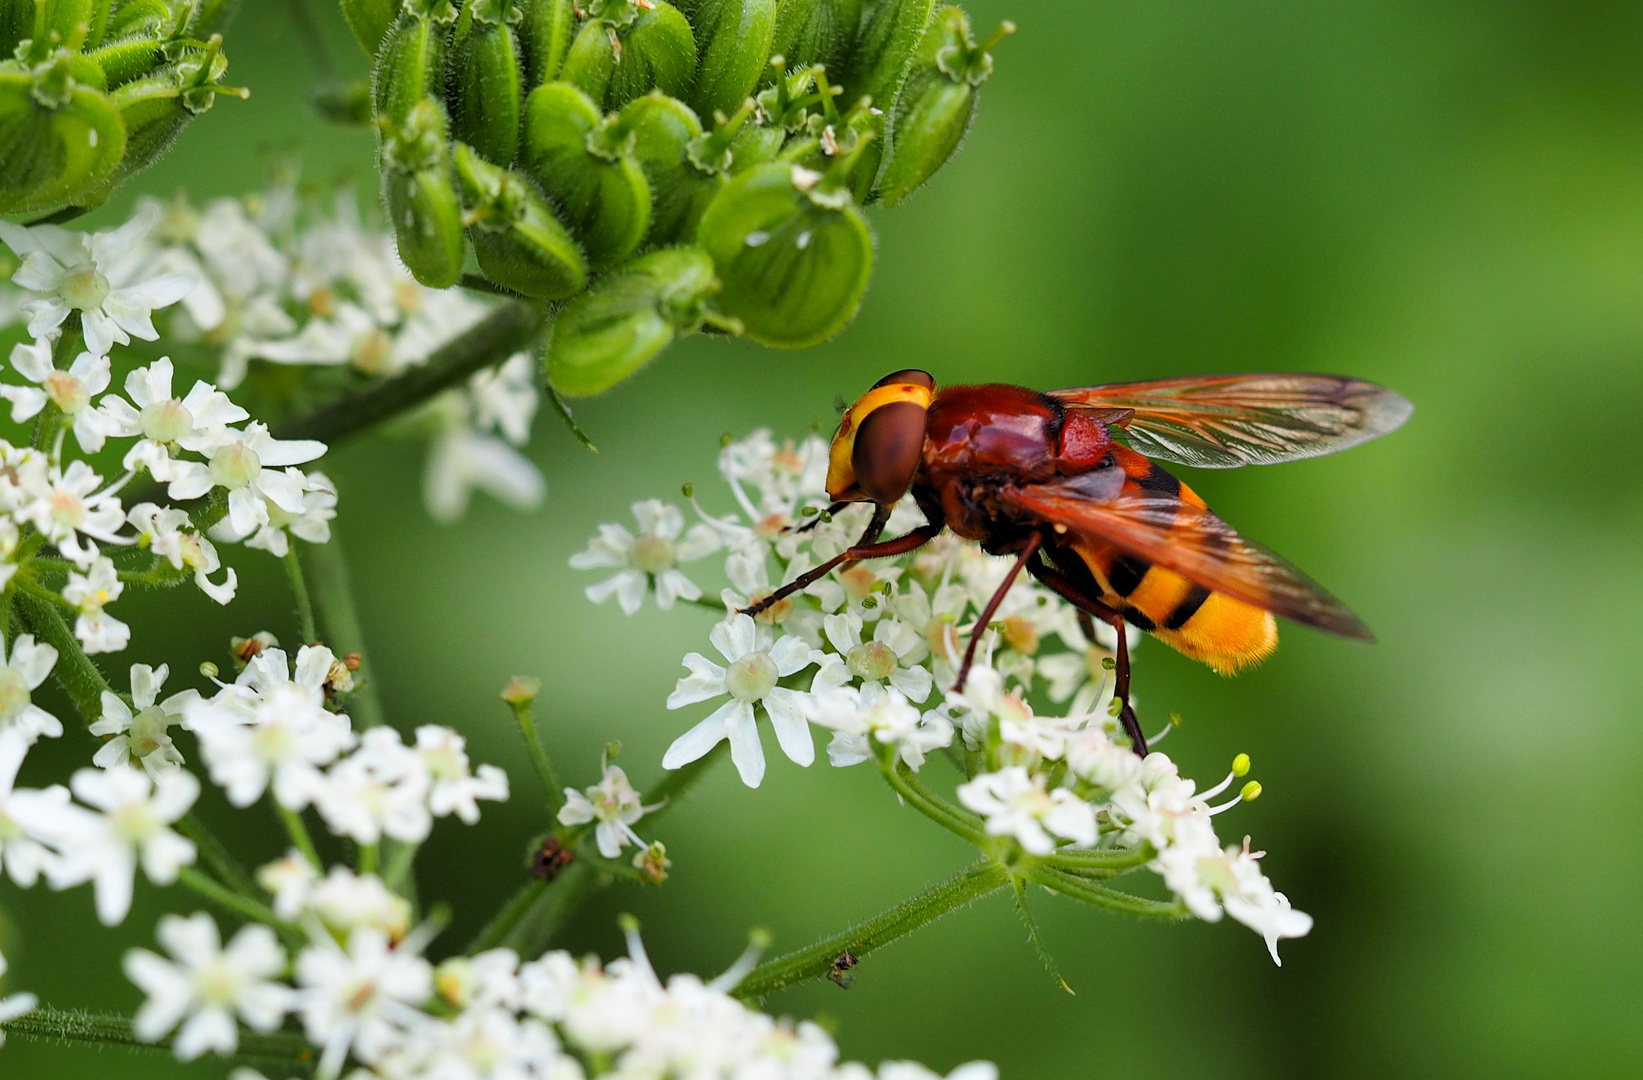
1026, 553, 1148, 757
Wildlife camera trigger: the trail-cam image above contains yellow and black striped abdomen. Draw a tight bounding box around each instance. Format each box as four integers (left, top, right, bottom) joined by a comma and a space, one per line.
1073, 449, 1277, 674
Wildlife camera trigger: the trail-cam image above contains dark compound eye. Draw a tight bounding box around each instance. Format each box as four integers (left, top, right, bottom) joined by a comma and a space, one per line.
852, 400, 927, 504
872, 368, 934, 390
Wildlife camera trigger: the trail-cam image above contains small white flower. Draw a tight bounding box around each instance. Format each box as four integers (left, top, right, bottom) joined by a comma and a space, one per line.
413, 725, 508, 824
877, 1063, 998, 1080
0, 730, 62, 886
1, 340, 114, 452
19, 766, 199, 925
90, 663, 199, 776
423, 425, 544, 524
314, 726, 432, 845
100, 357, 250, 480
62, 556, 131, 653
127, 503, 238, 604
433, 948, 521, 1012
307, 866, 412, 941
210, 468, 337, 557
571, 499, 721, 614
557, 765, 654, 859
0, 206, 195, 355
0, 632, 62, 743
162, 423, 327, 536
24, 460, 129, 566
0, 944, 38, 1049
187, 644, 355, 809
956, 766, 1097, 856
806, 684, 954, 770
256, 849, 319, 921
812, 611, 933, 703
662, 613, 819, 788
124, 912, 290, 1060
247, 301, 388, 373
295, 927, 432, 1077
470, 351, 538, 445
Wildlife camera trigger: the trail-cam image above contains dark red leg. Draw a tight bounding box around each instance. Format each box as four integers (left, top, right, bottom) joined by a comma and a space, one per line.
953, 532, 1041, 693
741, 505, 941, 618
1026, 554, 1148, 757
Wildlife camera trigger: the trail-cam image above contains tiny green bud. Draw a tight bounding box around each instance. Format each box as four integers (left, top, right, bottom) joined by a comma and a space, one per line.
620, 91, 725, 245
720, 431, 734, 447
375, 11, 451, 124
198, 661, 220, 679
1232, 753, 1251, 777
682, 482, 695, 497
1101, 656, 1117, 671
605, 739, 623, 760
501, 674, 542, 704
382, 98, 466, 287
801, 505, 819, 515
1240, 780, 1262, 802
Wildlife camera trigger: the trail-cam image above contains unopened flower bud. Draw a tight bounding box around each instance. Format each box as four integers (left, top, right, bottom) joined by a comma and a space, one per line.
448, 2, 525, 165
453, 142, 588, 299
605, 2, 697, 111
689, 0, 778, 121
382, 98, 467, 288
633, 840, 670, 883
375, 12, 451, 124
520, 82, 652, 269
501, 675, 542, 704
232, 631, 279, 667
522, 0, 577, 87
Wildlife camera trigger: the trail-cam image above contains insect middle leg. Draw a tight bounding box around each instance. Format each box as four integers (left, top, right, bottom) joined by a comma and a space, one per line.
742, 505, 942, 618
1026, 554, 1148, 757
952, 532, 1042, 693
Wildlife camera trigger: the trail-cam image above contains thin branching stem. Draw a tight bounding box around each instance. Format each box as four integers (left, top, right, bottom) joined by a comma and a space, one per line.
0, 1006, 313, 1072
284, 544, 318, 644
303, 529, 384, 730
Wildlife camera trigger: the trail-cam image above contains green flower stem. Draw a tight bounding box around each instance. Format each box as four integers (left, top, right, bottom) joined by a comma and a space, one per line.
1022, 863, 1191, 919
274, 300, 547, 446
731, 859, 1011, 1000
545, 384, 598, 452
284, 544, 318, 644
13, 585, 111, 722
385, 840, 421, 894
175, 813, 261, 902
875, 749, 987, 845
507, 695, 564, 816
0, 1006, 313, 1071
278, 804, 325, 873
303, 530, 384, 730
178, 868, 302, 943
1041, 843, 1156, 873
359, 843, 380, 876
472, 745, 729, 956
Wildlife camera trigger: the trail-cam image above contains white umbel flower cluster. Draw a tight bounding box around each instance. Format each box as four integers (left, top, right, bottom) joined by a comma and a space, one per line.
572, 427, 1314, 965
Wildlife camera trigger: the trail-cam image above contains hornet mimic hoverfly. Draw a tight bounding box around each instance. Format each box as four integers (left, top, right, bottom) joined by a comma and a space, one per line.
743, 370, 1412, 756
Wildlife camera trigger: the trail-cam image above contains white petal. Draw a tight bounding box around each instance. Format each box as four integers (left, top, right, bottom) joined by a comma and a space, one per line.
764, 689, 815, 767
662, 698, 739, 770
724, 702, 765, 787
709, 613, 757, 663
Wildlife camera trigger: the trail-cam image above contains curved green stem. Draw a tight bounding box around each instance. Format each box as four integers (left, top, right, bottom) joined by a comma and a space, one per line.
732, 859, 1010, 999
284, 544, 317, 644
0, 1007, 313, 1072
876, 749, 987, 845
1023, 863, 1191, 919
177, 868, 301, 942
274, 300, 547, 446
176, 813, 260, 901
1040, 843, 1156, 873
278, 804, 324, 872
13, 586, 109, 722
507, 695, 563, 816
303, 530, 384, 730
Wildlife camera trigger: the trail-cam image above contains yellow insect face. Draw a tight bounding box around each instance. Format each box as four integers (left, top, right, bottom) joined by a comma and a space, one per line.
827, 370, 935, 504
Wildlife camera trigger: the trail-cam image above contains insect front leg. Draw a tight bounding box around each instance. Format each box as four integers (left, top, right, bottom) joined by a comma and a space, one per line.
952, 532, 1042, 694
1026, 554, 1148, 757
741, 506, 941, 618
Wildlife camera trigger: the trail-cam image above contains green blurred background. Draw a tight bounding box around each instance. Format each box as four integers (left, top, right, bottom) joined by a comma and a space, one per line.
6, 1, 1643, 1077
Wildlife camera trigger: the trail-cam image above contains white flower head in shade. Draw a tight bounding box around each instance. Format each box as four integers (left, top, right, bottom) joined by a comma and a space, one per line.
812, 611, 934, 703
187, 644, 355, 810
0, 206, 195, 355
412, 725, 508, 824
100, 357, 250, 480
0, 632, 61, 743
0, 943, 38, 1049
557, 764, 656, 859
313, 726, 433, 845
19, 766, 199, 925
295, 927, 433, 1078
469, 351, 538, 445
90, 663, 200, 776
423, 424, 544, 524
663, 613, 819, 787
62, 556, 131, 654
0, 730, 63, 886
126, 503, 237, 604
806, 683, 954, 770
124, 912, 290, 1060
956, 766, 1097, 857
256, 849, 320, 922
1, 340, 113, 452
570, 499, 721, 614
307, 866, 412, 941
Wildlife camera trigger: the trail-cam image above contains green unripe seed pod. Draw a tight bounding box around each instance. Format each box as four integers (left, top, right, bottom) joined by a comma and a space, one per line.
448, 2, 524, 164
0, 61, 124, 215
621, 91, 749, 245
521, 0, 576, 86
548, 246, 720, 396
696, 159, 872, 348
606, 1, 695, 110
382, 97, 466, 287
767, 0, 859, 84
680, 0, 776, 121
728, 118, 783, 172
41, 0, 110, 49
375, 12, 452, 125
521, 80, 652, 269
105, 0, 170, 38
558, 19, 615, 106
341, 0, 400, 56
453, 140, 588, 299
841, 0, 934, 110
88, 36, 167, 89
878, 7, 1010, 207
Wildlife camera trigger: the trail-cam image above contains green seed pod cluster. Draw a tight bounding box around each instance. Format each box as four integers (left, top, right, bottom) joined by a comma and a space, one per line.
0, 0, 245, 218
356, 0, 1012, 395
